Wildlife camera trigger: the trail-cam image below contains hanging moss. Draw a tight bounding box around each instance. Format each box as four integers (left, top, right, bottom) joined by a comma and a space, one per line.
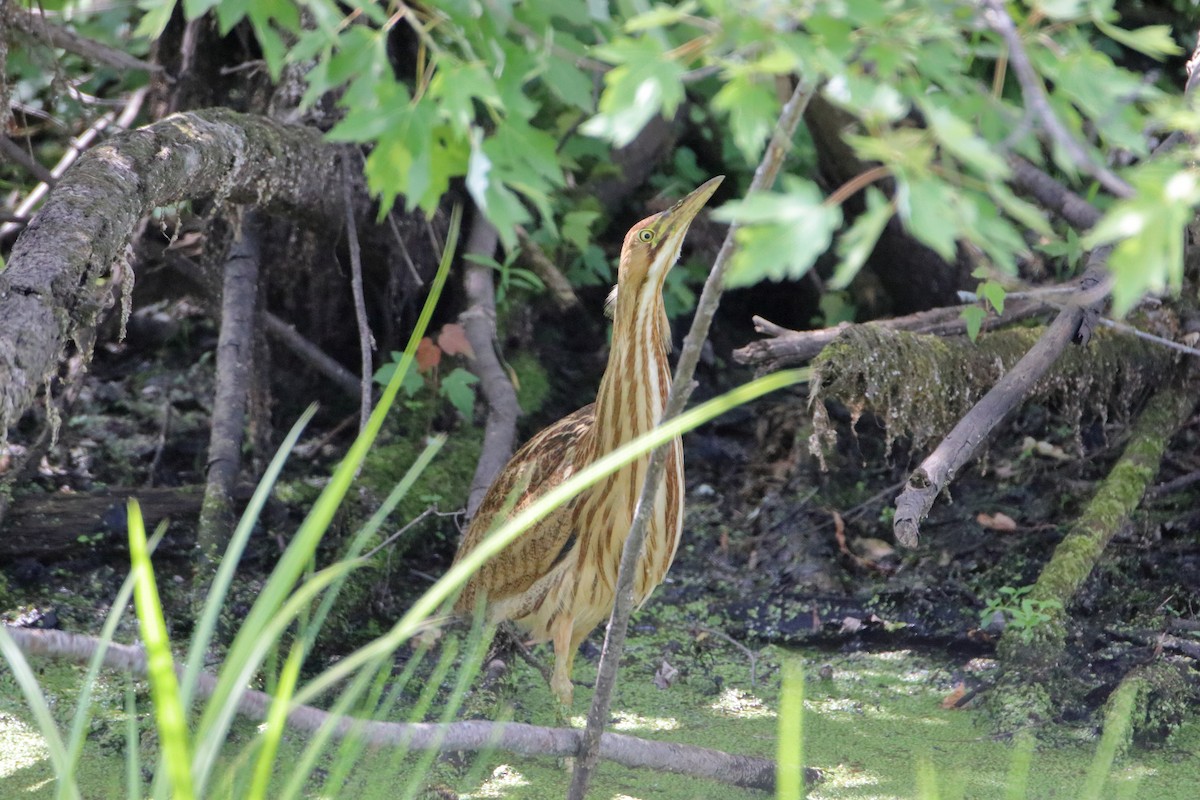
808, 324, 1172, 463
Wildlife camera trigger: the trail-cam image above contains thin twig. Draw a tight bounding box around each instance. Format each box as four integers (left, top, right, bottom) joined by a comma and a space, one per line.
0, 136, 56, 184
362, 506, 437, 559
695, 625, 760, 688
568, 77, 819, 800
342, 158, 374, 432
978, 0, 1133, 198
145, 399, 172, 489
385, 213, 425, 287
956, 290, 1200, 359
4, 4, 162, 73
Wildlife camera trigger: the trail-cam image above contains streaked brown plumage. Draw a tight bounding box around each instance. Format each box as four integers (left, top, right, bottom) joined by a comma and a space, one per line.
452, 176, 724, 705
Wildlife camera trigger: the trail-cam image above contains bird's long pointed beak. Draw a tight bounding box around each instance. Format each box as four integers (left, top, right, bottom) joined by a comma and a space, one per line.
659, 176, 724, 239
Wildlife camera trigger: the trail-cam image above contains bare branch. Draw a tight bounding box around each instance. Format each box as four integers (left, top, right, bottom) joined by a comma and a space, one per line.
342, 160, 375, 432
516, 226, 581, 311
460, 207, 520, 519
0, 136, 56, 184
733, 298, 1052, 372
263, 313, 362, 400
197, 213, 262, 581
0, 87, 146, 241
3, 5, 162, 74
3, 626, 799, 793
892, 258, 1110, 547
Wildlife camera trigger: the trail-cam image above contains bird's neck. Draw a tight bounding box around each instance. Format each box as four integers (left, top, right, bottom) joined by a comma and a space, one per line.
591, 291, 672, 455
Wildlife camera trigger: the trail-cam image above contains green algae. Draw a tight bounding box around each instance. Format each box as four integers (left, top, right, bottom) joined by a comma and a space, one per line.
4, 619, 1199, 799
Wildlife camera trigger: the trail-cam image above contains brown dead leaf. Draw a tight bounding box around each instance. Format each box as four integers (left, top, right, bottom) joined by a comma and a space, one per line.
416, 337, 442, 372
941, 682, 967, 709
976, 512, 1017, 532
437, 323, 475, 358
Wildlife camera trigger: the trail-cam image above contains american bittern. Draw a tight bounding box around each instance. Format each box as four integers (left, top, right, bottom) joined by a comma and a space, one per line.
452, 176, 724, 705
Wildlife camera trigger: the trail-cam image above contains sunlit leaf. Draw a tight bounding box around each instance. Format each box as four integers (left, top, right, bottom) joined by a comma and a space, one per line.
713, 179, 842, 288
712, 73, 779, 162
581, 36, 685, 146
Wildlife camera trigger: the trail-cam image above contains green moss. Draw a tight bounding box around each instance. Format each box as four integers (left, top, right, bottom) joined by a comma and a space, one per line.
510, 351, 551, 417
360, 426, 481, 528
809, 325, 1169, 464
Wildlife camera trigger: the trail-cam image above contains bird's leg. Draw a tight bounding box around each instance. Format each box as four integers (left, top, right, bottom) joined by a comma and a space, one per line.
550, 612, 577, 709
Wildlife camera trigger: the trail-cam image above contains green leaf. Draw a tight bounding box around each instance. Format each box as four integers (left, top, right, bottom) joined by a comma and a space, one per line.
625, 0, 698, 32
898, 177, 959, 261
562, 209, 601, 253
541, 54, 594, 110
1094, 18, 1181, 59
581, 36, 685, 146
1081, 165, 1199, 315
921, 101, 1010, 179
441, 368, 480, 424
466, 135, 530, 250
832, 187, 892, 289
134, 0, 176, 39
1034, 0, 1085, 19
431, 62, 502, 130
712, 74, 780, 162
979, 280, 1007, 315
713, 179, 843, 288
961, 306, 986, 342
824, 71, 908, 124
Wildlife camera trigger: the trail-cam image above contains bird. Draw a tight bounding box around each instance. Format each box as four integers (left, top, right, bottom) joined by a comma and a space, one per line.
451, 176, 724, 706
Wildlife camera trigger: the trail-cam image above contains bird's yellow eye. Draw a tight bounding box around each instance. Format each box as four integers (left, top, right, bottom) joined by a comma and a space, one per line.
638, 229, 654, 243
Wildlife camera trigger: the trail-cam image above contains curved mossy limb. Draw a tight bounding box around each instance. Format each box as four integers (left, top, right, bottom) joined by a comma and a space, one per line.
808, 324, 1171, 463
988, 364, 1198, 728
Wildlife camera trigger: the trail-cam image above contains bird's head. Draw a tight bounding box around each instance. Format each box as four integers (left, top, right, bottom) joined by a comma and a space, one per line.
608, 176, 724, 316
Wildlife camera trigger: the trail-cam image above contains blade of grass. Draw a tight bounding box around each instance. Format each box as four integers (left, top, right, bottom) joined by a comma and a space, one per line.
310, 652, 396, 798
63, 523, 167, 798
191, 204, 462, 795
180, 403, 317, 711
776, 659, 804, 800
301, 434, 446, 650
248, 638, 305, 799
280, 636, 463, 800
128, 500, 193, 800
401, 609, 492, 800
125, 680, 141, 800
291, 368, 809, 707
278, 649, 409, 800
190, 555, 362, 793
916, 756, 940, 800
0, 630, 81, 800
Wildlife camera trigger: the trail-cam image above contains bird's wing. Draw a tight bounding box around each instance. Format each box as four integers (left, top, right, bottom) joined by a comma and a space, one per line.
453, 405, 595, 611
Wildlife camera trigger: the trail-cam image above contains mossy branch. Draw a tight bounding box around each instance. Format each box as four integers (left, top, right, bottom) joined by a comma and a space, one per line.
0, 109, 342, 444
